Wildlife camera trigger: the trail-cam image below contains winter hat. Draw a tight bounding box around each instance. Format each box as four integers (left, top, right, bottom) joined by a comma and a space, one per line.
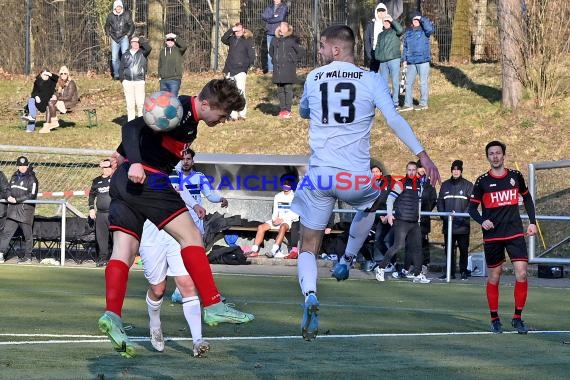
451, 160, 463, 171
17, 156, 29, 166
376, 3, 387, 12
409, 10, 421, 22
130, 36, 139, 42
113, 0, 123, 10
59, 66, 70, 75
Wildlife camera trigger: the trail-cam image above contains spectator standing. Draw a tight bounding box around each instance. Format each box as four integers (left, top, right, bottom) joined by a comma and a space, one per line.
375, 161, 430, 283
364, 3, 388, 72
40, 65, 79, 133
0, 170, 8, 263
437, 159, 473, 280
158, 33, 188, 96
119, 36, 152, 121
370, 165, 396, 273
221, 23, 255, 121
375, 13, 404, 108
247, 178, 298, 258
261, 0, 288, 73
400, 10, 433, 112
0, 156, 39, 264
89, 159, 114, 268
417, 162, 437, 268
105, 0, 135, 80
269, 22, 304, 118
468, 141, 537, 334
21, 70, 59, 133
292, 25, 440, 341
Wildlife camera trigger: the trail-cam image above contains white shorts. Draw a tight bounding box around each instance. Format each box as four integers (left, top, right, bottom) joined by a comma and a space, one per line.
139, 237, 189, 285
265, 220, 292, 230
291, 166, 379, 230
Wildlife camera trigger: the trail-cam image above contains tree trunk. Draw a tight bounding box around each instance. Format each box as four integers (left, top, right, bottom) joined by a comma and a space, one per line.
147, 0, 164, 75
449, 0, 471, 63
473, 0, 488, 61
497, 0, 523, 108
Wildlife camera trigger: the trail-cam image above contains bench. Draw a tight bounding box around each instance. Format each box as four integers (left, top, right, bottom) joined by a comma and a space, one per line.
12, 103, 98, 129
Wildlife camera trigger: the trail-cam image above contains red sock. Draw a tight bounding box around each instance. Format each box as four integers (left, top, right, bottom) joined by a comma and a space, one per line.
513, 280, 528, 318
105, 259, 130, 317
180, 246, 220, 307
486, 281, 499, 318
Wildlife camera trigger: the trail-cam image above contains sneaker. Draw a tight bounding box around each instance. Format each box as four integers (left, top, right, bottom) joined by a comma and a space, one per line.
412, 274, 431, 283
171, 288, 183, 304
421, 265, 429, 275
274, 251, 287, 259
21, 115, 36, 122
278, 110, 286, 117
392, 270, 405, 279
17, 257, 32, 264
405, 270, 416, 279
246, 251, 259, 257
203, 302, 254, 326
511, 318, 529, 334
331, 263, 349, 281
460, 272, 468, 280
414, 105, 428, 111
98, 311, 136, 358
150, 327, 165, 352
192, 339, 210, 358
285, 247, 299, 259
96, 260, 108, 267
490, 319, 503, 334
301, 293, 319, 341
384, 263, 395, 273
375, 267, 385, 282
282, 111, 292, 118
363, 260, 375, 272
398, 106, 414, 112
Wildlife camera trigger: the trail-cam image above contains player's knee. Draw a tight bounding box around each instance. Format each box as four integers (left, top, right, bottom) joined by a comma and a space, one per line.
149, 283, 166, 299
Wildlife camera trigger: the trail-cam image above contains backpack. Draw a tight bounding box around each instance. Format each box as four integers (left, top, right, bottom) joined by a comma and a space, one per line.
208, 245, 249, 265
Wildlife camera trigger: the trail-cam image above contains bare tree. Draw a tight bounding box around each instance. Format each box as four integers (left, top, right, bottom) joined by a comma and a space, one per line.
497, 0, 523, 108
449, 0, 471, 63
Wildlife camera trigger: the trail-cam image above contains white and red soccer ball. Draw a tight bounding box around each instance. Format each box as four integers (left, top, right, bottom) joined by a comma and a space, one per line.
143, 91, 183, 132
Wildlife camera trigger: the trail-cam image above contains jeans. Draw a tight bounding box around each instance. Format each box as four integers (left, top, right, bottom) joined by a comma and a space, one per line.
404, 61, 430, 107
266, 34, 274, 72
379, 58, 401, 107
26, 97, 38, 132
111, 36, 130, 79
378, 220, 422, 275
159, 79, 181, 97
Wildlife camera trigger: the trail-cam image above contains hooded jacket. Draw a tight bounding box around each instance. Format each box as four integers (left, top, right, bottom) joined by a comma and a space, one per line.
364, 3, 388, 62
158, 38, 188, 81
269, 24, 304, 84
374, 18, 404, 63
221, 28, 255, 76
105, 8, 135, 42
6, 166, 38, 224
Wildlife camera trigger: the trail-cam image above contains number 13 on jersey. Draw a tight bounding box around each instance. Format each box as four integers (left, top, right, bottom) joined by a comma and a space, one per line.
319, 82, 356, 124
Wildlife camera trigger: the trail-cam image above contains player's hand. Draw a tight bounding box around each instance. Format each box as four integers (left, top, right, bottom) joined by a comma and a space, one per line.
193, 204, 206, 219
417, 151, 441, 186
387, 214, 395, 226
128, 163, 146, 184
7, 196, 16, 204
110, 151, 124, 170
482, 219, 494, 230
527, 223, 537, 236
220, 197, 228, 208
380, 215, 388, 224
89, 209, 96, 219
35, 96, 41, 103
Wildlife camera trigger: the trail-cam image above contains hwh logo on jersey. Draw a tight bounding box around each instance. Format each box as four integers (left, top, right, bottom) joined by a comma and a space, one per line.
484, 189, 519, 207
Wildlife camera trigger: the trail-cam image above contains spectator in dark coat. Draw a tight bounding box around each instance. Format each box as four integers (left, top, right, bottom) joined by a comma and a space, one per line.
417, 162, 437, 267
105, 0, 135, 80
0, 156, 39, 264
364, 2, 388, 72
261, 0, 288, 73
21, 70, 59, 133
0, 169, 8, 261
222, 23, 255, 121
269, 22, 304, 118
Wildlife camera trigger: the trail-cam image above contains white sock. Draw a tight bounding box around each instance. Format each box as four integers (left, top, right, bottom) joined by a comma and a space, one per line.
182, 296, 202, 344
146, 291, 163, 330
345, 211, 376, 256
251, 244, 259, 253
271, 244, 280, 254
298, 251, 317, 297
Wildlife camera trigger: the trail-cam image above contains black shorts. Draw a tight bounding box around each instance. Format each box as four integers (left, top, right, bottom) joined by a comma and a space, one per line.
483, 236, 528, 268
108, 163, 187, 240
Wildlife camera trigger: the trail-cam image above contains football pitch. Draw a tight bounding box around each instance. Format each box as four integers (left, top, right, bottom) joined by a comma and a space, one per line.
0, 264, 569, 379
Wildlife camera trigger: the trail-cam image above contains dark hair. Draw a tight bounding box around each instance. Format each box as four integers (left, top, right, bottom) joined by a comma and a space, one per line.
485, 140, 506, 155
184, 148, 196, 158
198, 78, 245, 114
406, 161, 418, 169
371, 165, 382, 172
321, 24, 355, 53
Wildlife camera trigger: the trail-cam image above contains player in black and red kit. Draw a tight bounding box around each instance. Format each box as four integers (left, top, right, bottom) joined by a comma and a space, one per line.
98, 78, 254, 358
468, 140, 537, 334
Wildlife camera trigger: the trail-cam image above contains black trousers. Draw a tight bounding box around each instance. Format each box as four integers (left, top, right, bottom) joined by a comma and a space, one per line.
0, 219, 33, 258
443, 233, 470, 275
379, 220, 422, 275
95, 211, 112, 260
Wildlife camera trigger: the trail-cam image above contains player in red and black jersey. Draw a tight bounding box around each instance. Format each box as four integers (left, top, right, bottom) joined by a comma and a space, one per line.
468, 140, 537, 335
98, 78, 254, 358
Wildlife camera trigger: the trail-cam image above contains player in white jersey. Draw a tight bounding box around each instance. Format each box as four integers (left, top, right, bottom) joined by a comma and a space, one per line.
139, 220, 210, 357
291, 24, 441, 341
172, 149, 228, 235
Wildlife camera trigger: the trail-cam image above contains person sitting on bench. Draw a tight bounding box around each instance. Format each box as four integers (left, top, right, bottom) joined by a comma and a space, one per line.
40, 66, 79, 133
247, 178, 298, 258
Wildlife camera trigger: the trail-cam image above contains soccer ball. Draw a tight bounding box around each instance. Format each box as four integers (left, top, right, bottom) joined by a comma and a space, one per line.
143, 91, 183, 132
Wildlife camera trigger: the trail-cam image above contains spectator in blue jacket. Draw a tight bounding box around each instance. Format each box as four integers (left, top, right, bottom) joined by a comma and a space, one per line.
400, 10, 434, 112
261, 0, 288, 73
